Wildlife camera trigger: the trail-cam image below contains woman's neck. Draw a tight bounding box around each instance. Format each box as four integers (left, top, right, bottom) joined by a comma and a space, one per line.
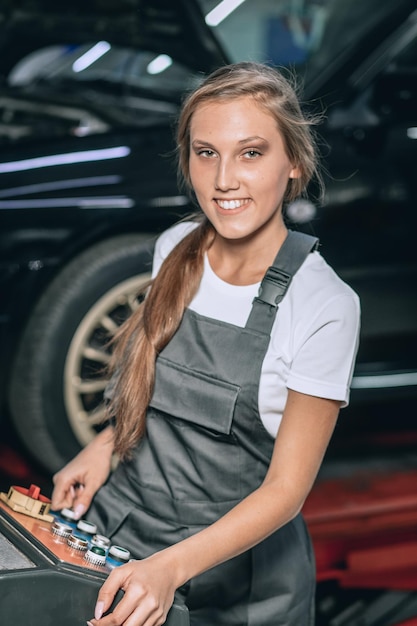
207, 225, 288, 286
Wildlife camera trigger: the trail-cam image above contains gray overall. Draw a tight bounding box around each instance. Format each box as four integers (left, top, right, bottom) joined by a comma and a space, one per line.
88, 231, 318, 625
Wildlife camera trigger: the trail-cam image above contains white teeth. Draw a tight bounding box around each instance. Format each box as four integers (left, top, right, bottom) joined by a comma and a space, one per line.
217, 199, 246, 210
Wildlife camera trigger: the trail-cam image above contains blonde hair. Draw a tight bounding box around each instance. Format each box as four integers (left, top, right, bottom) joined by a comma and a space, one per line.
108, 62, 321, 457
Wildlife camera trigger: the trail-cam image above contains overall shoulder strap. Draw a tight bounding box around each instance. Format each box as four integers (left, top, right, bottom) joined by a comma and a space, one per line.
245, 230, 319, 333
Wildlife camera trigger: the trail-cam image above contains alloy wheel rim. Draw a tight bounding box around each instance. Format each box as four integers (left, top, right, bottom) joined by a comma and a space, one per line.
64, 274, 150, 447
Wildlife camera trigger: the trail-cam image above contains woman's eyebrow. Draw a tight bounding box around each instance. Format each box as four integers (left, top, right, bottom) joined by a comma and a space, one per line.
191, 136, 268, 147
191, 139, 215, 148
238, 136, 268, 145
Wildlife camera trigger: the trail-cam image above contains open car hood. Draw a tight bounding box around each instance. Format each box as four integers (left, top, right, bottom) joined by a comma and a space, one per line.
0, 0, 228, 77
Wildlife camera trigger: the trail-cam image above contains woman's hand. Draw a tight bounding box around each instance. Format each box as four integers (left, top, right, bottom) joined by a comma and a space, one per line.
51, 426, 115, 518
86, 554, 178, 626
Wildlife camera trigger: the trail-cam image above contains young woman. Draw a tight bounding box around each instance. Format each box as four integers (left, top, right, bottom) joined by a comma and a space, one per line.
51, 62, 360, 626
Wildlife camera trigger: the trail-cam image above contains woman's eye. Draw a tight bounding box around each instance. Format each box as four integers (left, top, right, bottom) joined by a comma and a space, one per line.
198, 149, 215, 158
244, 150, 261, 159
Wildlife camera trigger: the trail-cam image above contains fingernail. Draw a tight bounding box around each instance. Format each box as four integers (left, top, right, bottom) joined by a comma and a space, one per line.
73, 503, 86, 520
87, 622, 94, 626
95, 601, 104, 620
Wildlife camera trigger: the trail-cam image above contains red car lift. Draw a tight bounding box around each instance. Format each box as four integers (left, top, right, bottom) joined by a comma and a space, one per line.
304, 467, 417, 625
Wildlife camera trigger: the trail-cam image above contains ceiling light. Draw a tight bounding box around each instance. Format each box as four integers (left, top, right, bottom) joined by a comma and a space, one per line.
205, 0, 247, 27
147, 54, 173, 75
72, 41, 111, 73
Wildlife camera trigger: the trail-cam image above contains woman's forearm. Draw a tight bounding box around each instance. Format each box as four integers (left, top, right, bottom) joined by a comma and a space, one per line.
152, 478, 301, 589
93, 424, 115, 450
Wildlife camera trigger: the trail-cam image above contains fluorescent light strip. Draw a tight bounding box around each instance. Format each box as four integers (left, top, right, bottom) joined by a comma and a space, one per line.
147, 55, 173, 75
0, 176, 122, 198
205, 0, 247, 27
72, 41, 111, 73
351, 371, 417, 389
0, 197, 133, 209
0, 146, 130, 173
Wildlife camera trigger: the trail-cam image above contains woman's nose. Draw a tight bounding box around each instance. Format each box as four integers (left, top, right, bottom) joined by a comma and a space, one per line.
214, 158, 239, 191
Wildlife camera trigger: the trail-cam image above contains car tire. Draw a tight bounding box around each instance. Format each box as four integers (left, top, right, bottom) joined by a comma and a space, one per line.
8, 234, 154, 473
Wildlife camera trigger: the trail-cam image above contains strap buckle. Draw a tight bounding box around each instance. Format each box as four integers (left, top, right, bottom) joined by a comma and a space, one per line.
255, 266, 292, 307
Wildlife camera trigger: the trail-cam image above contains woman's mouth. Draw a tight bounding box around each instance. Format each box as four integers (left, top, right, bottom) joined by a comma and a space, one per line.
215, 199, 250, 210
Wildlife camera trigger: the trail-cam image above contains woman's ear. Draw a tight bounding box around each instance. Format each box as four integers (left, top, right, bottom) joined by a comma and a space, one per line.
289, 165, 301, 179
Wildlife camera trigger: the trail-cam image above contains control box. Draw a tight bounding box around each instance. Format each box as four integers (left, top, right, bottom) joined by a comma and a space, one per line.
0, 489, 189, 626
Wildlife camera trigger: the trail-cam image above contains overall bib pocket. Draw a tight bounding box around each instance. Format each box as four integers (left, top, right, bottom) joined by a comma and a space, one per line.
142, 357, 243, 504
151, 357, 240, 435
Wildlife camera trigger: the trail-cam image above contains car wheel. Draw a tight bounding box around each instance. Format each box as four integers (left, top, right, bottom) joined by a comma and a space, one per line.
8, 234, 154, 473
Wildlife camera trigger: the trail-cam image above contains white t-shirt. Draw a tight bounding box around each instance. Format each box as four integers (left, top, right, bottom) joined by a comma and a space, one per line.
152, 221, 361, 438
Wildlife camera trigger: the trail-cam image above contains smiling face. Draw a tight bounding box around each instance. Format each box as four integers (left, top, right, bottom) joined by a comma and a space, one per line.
189, 96, 299, 248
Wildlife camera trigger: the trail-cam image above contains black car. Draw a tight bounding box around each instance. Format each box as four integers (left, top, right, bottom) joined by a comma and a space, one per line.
1, 0, 416, 473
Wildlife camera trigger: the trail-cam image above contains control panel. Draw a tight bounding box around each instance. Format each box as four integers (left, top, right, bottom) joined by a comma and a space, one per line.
0, 485, 189, 626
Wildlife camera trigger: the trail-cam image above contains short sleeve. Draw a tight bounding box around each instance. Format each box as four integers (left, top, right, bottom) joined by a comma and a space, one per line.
287, 292, 361, 406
